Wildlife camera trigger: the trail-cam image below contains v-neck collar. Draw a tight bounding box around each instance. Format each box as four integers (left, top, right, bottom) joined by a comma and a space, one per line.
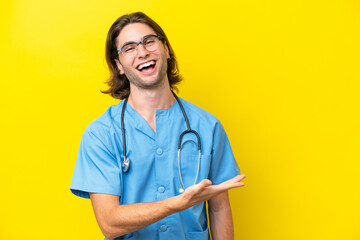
122, 99, 179, 140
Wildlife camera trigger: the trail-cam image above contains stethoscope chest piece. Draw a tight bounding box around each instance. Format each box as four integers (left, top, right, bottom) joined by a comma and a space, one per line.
123, 157, 130, 172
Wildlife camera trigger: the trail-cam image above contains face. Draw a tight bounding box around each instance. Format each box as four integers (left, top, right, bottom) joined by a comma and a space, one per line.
115, 23, 170, 90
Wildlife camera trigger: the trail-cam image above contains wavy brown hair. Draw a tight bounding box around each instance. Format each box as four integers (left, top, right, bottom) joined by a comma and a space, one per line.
102, 12, 182, 100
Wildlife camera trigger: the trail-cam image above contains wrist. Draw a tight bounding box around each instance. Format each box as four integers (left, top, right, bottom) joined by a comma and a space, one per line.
168, 194, 186, 212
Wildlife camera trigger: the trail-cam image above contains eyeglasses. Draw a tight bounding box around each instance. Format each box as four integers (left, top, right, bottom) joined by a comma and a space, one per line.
118, 34, 162, 58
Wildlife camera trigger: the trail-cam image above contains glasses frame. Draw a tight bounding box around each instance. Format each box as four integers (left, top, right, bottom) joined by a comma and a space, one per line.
117, 34, 162, 58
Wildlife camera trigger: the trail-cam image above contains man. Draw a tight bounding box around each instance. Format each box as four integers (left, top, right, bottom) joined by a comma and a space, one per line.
71, 12, 246, 240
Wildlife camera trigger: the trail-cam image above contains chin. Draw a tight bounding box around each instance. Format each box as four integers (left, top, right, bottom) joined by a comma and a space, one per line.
131, 77, 163, 90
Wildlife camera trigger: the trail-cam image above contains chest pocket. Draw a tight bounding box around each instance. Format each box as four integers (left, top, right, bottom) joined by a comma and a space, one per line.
179, 144, 211, 188
185, 221, 210, 240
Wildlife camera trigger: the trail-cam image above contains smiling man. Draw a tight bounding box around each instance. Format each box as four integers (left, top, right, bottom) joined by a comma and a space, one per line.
70, 12, 245, 240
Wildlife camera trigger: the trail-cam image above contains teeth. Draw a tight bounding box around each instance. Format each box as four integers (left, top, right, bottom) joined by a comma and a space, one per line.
138, 61, 155, 70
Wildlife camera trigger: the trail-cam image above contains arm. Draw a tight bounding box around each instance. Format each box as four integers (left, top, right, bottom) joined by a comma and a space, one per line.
90, 193, 179, 239
208, 191, 234, 240
90, 174, 246, 239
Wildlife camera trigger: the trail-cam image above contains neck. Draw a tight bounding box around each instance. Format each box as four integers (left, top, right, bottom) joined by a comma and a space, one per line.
127, 80, 175, 127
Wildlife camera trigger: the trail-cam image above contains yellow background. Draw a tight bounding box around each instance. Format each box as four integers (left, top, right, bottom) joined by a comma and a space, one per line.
1, 0, 359, 239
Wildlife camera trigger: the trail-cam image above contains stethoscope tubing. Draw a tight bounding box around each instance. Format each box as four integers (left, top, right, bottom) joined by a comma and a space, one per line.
121, 91, 201, 193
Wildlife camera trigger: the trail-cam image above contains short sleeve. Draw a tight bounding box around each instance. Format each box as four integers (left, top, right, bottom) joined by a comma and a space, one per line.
70, 126, 121, 199
208, 121, 240, 184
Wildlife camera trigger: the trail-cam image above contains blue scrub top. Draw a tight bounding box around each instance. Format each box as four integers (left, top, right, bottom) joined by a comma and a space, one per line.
70, 97, 240, 240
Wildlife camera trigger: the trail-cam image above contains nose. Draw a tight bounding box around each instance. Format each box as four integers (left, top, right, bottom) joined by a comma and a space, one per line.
136, 43, 150, 58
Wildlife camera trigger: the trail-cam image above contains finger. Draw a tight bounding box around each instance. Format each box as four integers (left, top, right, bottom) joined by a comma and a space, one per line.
224, 174, 246, 184
223, 181, 245, 189
216, 175, 246, 190
233, 182, 245, 187
234, 174, 246, 181
202, 181, 244, 195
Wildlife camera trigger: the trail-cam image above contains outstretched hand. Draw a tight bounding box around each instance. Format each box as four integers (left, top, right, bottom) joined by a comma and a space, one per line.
176, 174, 246, 211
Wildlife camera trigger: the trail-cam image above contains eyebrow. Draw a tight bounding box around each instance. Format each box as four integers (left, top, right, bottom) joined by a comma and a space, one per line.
121, 40, 137, 47
119, 34, 156, 48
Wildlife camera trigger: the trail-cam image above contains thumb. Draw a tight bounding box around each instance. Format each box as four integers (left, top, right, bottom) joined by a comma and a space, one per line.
197, 179, 212, 189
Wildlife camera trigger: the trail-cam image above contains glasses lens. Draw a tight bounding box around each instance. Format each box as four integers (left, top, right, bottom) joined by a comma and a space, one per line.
122, 43, 137, 58
143, 35, 159, 52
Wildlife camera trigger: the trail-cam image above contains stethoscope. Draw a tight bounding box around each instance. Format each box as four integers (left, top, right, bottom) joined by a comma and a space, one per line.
121, 91, 201, 193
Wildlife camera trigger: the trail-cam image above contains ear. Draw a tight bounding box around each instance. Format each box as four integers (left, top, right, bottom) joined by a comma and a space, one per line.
164, 42, 170, 59
115, 58, 125, 74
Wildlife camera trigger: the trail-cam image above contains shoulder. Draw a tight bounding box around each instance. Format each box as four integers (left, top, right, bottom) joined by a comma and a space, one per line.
83, 101, 123, 141
179, 98, 221, 128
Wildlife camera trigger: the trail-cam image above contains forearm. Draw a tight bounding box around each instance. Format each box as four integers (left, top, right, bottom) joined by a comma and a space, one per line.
208, 191, 234, 240
91, 194, 185, 239
109, 198, 181, 237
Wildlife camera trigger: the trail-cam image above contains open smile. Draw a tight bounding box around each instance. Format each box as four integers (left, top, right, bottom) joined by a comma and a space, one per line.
136, 60, 157, 74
